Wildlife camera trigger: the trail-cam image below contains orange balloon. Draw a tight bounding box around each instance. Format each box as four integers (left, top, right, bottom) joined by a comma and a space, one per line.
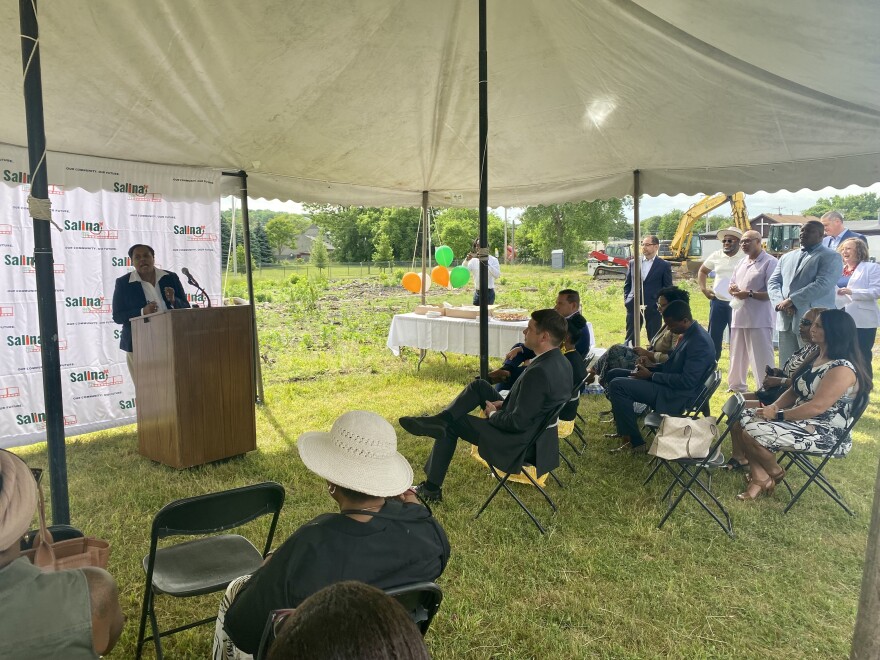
401, 272, 421, 293
431, 265, 450, 287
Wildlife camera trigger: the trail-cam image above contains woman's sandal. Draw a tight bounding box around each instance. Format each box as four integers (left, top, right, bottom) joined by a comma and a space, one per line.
736, 476, 775, 501
723, 457, 749, 471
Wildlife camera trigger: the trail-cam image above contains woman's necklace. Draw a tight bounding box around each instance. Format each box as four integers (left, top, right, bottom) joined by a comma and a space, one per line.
843, 262, 856, 276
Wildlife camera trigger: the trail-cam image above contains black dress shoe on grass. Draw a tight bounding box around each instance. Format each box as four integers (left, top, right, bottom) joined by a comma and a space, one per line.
414, 481, 443, 503
399, 415, 449, 440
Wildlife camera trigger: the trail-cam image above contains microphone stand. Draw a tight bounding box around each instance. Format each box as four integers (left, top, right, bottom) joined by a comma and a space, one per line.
186, 278, 212, 307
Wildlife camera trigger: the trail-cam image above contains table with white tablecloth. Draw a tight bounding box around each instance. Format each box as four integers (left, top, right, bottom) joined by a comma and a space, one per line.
386, 313, 529, 360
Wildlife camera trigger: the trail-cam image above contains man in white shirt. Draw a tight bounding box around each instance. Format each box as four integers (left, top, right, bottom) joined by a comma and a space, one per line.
463, 239, 501, 305
698, 227, 745, 360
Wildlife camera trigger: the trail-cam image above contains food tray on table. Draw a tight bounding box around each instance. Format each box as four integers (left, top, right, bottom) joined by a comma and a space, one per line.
491, 308, 529, 322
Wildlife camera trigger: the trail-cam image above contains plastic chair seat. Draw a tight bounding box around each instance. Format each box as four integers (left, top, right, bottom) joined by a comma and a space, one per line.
145, 534, 263, 597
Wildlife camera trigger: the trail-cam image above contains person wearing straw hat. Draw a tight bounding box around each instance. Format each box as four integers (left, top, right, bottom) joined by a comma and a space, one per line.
215, 411, 450, 658
698, 226, 745, 360
0, 450, 123, 659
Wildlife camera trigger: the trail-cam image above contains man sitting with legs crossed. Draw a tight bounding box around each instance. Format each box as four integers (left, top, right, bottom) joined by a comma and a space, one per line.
399, 309, 572, 502
607, 300, 716, 454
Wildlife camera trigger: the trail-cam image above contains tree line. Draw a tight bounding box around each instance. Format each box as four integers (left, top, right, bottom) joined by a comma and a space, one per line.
219, 192, 880, 267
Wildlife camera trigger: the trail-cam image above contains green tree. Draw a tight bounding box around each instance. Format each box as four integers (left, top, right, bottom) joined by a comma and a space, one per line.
265, 214, 298, 259
310, 233, 330, 272
517, 199, 627, 261
307, 204, 377, 262
433, 208, 504, 260
372, 233, 394, 267
802, 193, 880, 220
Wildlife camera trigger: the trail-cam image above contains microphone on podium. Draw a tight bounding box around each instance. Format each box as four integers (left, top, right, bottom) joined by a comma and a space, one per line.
181, 267, 212, 307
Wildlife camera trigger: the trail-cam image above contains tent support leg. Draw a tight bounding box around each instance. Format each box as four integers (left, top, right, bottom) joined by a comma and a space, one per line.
19, 0, 70, 524
222, 171, 264, 405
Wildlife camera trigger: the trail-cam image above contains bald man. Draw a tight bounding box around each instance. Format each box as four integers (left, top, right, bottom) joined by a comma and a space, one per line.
0, 450, 123, 658
727, 231, 779, 392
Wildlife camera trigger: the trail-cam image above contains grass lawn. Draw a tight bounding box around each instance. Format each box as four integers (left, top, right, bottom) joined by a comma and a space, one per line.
13, 264, 879, 658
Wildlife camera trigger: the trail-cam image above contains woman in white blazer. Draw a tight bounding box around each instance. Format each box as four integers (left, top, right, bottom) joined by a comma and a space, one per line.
836, 238, 880, 376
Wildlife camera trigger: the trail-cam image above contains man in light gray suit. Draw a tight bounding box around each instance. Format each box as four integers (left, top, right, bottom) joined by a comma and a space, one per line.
768, 220, 843, 364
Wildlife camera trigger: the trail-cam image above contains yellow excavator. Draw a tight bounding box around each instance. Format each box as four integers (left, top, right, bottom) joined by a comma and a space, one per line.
661, 192, 751, 264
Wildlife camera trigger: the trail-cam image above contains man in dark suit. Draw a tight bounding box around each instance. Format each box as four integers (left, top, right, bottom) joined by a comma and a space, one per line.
768, 220, 843, 364
821, 210, 866, 250
624, 235, 673, 344
488, 288, 590, 387
608, 301, 716, 453
111, 244, 189, 376
399, 309, 572, 502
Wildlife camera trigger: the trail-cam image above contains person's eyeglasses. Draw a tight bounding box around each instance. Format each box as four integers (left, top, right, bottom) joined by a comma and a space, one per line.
721, 238, 739, 243
739, 238, 755, 244
799, 319, 813, 327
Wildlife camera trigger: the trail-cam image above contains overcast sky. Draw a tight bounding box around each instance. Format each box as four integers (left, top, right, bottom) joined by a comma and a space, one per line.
224, 182, 880, 224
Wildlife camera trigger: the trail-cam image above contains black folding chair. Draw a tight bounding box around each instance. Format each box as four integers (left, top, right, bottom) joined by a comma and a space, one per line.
385, 582, 444, 634
654, 393, 745, 538
776, 393, 869, 515
643, 369, 721, 485
135, 481, 285, 659
475, 397, 569, 534
558, 376, 589, 468
255, 583, 443, 658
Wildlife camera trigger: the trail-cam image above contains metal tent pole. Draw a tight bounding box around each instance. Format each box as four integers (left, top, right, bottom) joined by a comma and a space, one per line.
19, 0, 69, 524
478, 0, 489, 379
632, 170, 642, 347
222, 171, 263, 404
420, 191, 428, 305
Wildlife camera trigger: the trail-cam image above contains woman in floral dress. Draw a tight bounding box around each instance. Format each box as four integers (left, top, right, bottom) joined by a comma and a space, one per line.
730, 309, 872, 501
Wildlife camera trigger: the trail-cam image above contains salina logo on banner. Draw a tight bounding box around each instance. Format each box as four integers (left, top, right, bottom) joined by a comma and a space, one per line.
64, 219, 118, 240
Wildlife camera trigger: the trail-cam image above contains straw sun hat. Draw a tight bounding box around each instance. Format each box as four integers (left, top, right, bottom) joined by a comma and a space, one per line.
297, 411, 414, 497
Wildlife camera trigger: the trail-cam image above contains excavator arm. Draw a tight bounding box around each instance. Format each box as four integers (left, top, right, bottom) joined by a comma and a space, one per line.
667, 192, 750, 260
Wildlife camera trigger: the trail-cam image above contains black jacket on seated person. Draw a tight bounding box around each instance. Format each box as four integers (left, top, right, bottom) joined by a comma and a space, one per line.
223, 499, 449, 654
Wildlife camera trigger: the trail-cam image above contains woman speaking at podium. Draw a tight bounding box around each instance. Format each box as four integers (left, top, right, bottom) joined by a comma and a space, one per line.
111, 243, 190, 378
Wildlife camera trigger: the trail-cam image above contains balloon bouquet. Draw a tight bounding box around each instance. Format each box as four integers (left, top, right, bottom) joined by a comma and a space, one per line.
401, 245, 470, 293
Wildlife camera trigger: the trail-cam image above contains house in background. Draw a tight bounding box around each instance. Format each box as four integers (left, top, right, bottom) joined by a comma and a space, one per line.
280, 224, 335, 261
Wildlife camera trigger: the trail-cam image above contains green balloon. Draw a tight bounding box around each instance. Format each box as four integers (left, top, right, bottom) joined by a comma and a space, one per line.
449, 265, 470, 288
435, 245, 454, 268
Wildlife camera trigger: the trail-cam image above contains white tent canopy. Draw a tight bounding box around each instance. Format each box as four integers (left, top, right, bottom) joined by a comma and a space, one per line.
0, 0, 878, 207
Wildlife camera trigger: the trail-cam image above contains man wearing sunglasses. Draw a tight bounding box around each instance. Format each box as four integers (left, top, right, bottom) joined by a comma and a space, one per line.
697, 227, 745, 360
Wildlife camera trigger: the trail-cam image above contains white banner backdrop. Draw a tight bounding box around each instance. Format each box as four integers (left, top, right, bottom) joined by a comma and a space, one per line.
0, 145, 222, 449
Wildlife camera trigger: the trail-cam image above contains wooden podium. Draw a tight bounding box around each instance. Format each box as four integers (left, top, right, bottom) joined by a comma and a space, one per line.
132, 306, 256, 468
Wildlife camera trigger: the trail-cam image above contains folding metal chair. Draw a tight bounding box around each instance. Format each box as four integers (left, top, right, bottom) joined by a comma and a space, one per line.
475, 398, 569, 534
135, 482, 285, 659
385, 582, 444, 634
643, 369, 721, 485
654, 393, 745, 538
776, 393, 869, 515
559, 376, 589, 465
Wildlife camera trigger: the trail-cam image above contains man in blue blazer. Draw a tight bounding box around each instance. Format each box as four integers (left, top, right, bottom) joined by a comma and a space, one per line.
607, 301, 716, 453
821, 211, 866, 250
624, 235, 673, 344
768, 221, 843, 364
111, 244, 189, 374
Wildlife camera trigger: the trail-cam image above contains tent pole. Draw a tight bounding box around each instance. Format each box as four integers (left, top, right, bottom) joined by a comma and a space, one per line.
632, 170, 642, 348
420, 191, 428, 305
18, 0, 69, 525
478, 0, 489, 379
222, 171, 263, 404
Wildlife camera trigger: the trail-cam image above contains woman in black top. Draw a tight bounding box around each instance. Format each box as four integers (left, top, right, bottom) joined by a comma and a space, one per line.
213, 411, 450, 658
